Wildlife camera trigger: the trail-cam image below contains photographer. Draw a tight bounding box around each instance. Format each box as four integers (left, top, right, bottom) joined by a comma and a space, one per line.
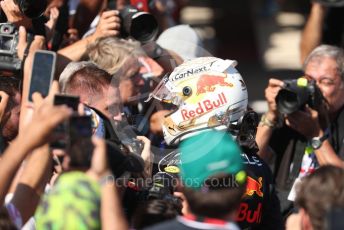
256, 45, 344, 216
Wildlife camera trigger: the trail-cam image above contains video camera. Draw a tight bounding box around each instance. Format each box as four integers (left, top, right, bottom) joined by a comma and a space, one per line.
0, 23, 26, 73
0, 0, 48, 73
275, 77, 324, 115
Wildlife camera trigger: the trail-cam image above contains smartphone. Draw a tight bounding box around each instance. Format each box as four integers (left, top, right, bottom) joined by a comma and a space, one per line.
50, 95, 80, 149
68, 115, 94, 168
28, 50, 56, 102
53, 94, 79, 111
69, 115, 93, 141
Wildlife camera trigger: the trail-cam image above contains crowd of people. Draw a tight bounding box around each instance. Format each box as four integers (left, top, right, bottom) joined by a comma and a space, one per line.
1, 0, 344, 229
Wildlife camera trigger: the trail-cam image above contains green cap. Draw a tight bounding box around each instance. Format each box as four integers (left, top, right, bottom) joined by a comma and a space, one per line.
179, 130, 244, 190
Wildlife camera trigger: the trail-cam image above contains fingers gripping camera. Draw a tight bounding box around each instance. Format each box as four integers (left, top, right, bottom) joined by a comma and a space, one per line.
276, 77, 324, 115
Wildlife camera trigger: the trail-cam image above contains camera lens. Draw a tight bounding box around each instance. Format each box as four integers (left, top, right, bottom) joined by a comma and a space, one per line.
119, 6, 158, 43
0, 25, 14, 34
276, 90, 299, 114
130, 13, 158, 43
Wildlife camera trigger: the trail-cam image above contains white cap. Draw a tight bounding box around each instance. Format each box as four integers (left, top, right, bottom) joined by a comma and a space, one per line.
156, 24, 205, 61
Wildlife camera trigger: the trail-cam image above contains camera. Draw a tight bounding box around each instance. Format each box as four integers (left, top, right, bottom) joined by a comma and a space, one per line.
146, 172, 181, 206
119, 5, 158, 43
230, 110, 259, 150
275, 77, 324, 114
0, 23, 22, 73
112, 119, 144, 156
148, 172, 175, 199
106, 140, 145, 177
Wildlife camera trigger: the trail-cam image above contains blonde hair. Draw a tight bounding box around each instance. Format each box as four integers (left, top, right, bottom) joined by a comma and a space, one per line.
87, 37, 144, 75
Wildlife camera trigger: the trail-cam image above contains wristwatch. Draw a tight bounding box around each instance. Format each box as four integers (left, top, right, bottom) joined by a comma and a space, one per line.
311, 133, 329, 150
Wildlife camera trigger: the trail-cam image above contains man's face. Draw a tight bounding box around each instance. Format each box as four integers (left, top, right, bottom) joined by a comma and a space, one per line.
91, 85, 123, 121
118, 58, 146, 105
119, 72, 146, 105
1, 91, 21, 142
305, 57, 344, 114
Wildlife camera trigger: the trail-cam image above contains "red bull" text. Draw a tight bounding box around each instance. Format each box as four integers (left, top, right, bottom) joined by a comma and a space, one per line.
236, 203, 262, 224
181, 93, 227, 120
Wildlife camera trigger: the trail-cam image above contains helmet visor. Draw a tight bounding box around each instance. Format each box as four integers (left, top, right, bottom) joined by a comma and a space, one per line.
145, 74, 184, 106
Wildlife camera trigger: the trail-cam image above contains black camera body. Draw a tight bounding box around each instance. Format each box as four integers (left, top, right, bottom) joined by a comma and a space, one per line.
146, 172, 181, 206
276, 77, 324, 114
113, 119, 144, 156
119, 5, 158, 43
0, 23, 22, 73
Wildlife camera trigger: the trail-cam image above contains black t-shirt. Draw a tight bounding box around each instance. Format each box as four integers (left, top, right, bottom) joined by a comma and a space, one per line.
270, 106, 344, 214
237, 152, 283, 230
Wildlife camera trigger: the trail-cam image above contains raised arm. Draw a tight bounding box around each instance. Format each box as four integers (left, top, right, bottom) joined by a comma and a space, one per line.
87, 137, 129, 230
0, 88, 72, 205
57, 10, 120, 62
256, 78, 284, 162
300, 3, 326, 64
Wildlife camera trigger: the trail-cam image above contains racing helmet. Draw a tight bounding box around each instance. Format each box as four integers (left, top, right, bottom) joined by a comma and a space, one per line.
146, 57, 248, 145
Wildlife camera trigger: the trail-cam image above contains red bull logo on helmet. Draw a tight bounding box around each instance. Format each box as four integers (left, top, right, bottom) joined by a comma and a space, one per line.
245, 176, 263, 197
196, 75, 233, 96
181, 93, 227, 120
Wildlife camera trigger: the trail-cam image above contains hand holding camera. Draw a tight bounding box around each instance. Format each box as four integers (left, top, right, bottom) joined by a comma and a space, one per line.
104, 0, 159, 42
264, 77, 325, 138
91, 10, 121, 41
275, 77, 324, 115
264, 78, 285, 123
285, 106, 323, 139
